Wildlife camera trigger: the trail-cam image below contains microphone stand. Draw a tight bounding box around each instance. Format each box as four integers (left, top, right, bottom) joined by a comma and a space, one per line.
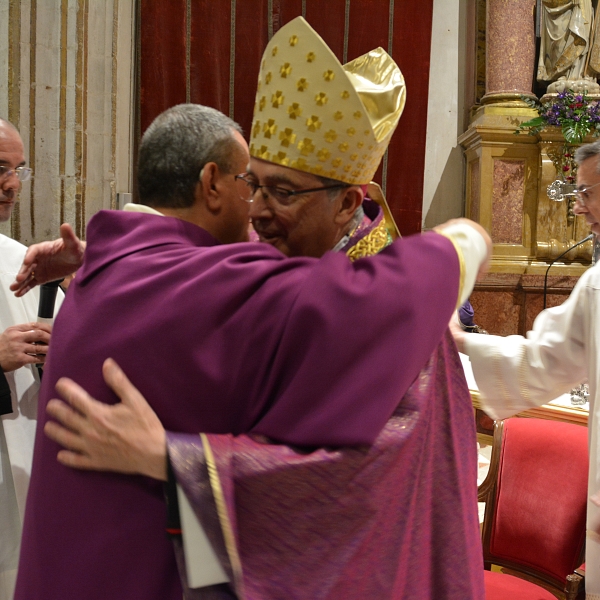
543, 234, 593, 310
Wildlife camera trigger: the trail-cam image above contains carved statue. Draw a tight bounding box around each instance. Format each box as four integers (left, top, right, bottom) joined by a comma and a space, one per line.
537, 0, 600, 92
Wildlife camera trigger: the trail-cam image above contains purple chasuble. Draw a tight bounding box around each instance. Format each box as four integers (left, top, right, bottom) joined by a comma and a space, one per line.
16, 210, 461, 600
169, 331, 483, 600
168, 205, 484, 599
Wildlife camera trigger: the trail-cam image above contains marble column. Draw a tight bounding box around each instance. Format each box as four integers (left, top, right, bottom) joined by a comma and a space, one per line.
483, 0, 536, 104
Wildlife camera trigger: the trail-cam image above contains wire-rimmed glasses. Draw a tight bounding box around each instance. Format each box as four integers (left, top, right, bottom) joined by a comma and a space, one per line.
0, 166, 32, 182
234, 173, 347, 206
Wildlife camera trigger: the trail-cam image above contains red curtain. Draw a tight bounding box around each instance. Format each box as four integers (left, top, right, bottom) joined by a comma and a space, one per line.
140, 0, 434, 235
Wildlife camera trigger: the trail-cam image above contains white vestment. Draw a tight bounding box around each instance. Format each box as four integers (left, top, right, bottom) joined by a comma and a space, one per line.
465, 264, 600, 599
0, 234, 62, 600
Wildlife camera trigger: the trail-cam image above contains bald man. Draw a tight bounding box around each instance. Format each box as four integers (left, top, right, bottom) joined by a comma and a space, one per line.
0, 119, 61, 599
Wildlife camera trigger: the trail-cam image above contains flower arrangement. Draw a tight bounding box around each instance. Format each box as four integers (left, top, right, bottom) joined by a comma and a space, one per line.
516, 89, 600, 144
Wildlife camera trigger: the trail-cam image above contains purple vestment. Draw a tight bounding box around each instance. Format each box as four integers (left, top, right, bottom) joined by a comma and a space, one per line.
16, 210, 465, 599
169, 332, 483, 600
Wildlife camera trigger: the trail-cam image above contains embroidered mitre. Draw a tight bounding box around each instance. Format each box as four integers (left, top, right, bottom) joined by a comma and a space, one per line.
250, 17, 406, 185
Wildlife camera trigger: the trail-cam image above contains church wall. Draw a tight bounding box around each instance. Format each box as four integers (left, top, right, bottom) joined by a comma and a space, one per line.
0, 0, 470, 246
138, 0, 436, 236
422, 0, 470, 229
2, 1, 444, 245
0, 0, 136, 245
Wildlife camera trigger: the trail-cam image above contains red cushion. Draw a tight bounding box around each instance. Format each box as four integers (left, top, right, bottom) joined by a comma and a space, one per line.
488, 419, 588, 581
484, 570, 557, 600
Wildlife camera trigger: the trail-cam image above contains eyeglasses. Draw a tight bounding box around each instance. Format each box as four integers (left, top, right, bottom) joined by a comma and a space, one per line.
575, 181, 600, 206
234, 173, 348, 207
0, 166, 32, 182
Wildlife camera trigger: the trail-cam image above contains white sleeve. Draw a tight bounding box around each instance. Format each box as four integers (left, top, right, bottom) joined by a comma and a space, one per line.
436, 223, 488, 306
464, 271, 591, 419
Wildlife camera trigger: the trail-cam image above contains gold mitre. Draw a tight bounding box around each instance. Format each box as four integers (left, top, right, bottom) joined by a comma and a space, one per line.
249, 17, 406, 185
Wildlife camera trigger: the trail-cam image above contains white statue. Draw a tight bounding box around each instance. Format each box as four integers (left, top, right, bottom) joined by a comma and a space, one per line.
537, 0, 600, 92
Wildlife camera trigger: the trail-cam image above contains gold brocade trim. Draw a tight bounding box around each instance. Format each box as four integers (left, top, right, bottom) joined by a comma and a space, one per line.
346, 221, 391, 261
434, 230, 465, 309
200, 433, 245, 597
366, 181, 400, 239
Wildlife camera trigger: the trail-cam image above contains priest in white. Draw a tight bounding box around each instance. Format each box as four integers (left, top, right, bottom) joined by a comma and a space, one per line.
0, 119, 62, 599
453, 138, 600, 600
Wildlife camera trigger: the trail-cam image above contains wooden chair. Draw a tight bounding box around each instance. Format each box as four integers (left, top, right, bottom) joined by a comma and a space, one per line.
478, 418, 588, 599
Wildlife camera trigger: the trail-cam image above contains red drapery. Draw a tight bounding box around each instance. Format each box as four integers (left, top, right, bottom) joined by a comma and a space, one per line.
139, 0, 434, 235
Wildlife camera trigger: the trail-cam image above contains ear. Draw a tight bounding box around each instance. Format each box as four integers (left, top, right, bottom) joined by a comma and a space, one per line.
334, 186, 364, 226
197, 162, 222, 211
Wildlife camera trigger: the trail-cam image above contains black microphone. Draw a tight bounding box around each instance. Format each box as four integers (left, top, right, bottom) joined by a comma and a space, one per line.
543, 234, 593, 309
37, 279, 63, 323
35, 279, 63, 379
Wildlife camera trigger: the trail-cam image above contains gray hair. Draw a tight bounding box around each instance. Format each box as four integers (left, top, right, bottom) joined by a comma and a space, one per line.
138, 104, 242, 208
575, 140, 600, 171
315, 173, 352, 201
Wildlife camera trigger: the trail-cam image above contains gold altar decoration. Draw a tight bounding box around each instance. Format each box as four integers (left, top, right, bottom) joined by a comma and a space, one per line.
536, 128, 593, 262
459, 108, 592, 272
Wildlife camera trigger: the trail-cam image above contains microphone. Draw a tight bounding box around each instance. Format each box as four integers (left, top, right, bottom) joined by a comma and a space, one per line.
37, 279, 63, 325
543, 234, 593, 310
35, 279, 63, 378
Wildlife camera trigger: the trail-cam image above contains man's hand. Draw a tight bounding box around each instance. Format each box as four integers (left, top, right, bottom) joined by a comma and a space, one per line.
0, 323, 52, 371
44, 358, 168, 481
11, 223, 86, 297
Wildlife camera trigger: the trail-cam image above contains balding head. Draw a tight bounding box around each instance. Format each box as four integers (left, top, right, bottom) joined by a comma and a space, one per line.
0, 118, 19, 136
0, 119, 26, 223
138, 104, 244, 209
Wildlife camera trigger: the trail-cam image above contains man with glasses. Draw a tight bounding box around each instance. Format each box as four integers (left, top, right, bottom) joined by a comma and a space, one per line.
451, 140, 600, 597
13, 19, 491, 600
0, 118, 60, 600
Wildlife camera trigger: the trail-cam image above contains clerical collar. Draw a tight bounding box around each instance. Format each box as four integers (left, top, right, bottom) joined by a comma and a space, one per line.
123, 203, 164, 216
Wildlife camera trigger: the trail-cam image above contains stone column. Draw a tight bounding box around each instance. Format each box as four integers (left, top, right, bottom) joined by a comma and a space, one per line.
483, 0, 536, 104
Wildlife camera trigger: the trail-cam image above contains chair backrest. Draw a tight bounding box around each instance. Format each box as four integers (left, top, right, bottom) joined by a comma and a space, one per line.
479, 418, 588, 589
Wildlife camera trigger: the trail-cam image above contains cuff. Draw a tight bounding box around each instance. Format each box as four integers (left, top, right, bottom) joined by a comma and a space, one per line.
436, 224, 488, 307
